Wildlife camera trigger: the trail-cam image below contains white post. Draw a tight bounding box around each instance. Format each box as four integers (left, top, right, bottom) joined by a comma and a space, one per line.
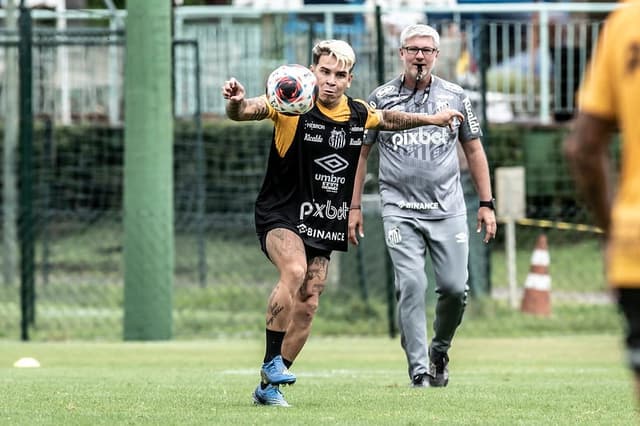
495, 166, 526, 310
108, 16, 120, 124
324, 11, 334, 39
174, 13, 184, 117
104, 0, 123, 125
3, 0, 18, 285
506, 219, 518, 309
57, 0, 71, 125
538, 8, 551, 124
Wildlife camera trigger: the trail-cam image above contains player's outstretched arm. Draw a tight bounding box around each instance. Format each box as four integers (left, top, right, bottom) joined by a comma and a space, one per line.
222, 77, 269, 121
377, 109, 463, 131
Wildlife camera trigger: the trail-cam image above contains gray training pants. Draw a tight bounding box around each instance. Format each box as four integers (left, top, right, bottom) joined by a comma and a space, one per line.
383, 214, 469, 380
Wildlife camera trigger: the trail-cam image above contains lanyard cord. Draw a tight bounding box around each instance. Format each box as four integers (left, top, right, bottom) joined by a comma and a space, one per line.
386, 68, 431, 110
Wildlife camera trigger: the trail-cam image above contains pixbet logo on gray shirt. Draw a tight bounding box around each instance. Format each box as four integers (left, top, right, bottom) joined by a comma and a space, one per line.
366, 75, 483, 219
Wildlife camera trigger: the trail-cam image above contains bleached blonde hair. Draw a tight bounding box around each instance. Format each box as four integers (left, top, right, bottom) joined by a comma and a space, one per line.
311, 39, 356, 72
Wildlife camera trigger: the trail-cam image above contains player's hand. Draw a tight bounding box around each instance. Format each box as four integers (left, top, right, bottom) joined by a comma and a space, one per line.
432, 109, 464, 130
477, 207, 497, 243
348, 209, 364, 246
222, 78, 245, 103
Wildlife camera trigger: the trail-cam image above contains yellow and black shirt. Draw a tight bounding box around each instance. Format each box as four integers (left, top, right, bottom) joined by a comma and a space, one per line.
578, 0, 640, 286
255, 94, 381, 252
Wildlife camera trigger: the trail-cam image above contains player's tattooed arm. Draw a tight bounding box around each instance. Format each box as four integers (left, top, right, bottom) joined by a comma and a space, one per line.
378, 109, 464, 130
223, 77, 269, 121
378, 110, 421, 130
226, 97, 269, 121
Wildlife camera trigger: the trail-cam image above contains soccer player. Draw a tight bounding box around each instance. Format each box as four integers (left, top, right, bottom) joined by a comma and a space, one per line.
221, 39, 463, 406
563, 2, 640, 403
349, 24, 497, 388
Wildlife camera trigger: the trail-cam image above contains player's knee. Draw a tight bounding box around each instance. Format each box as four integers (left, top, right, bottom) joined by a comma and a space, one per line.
281, 263, 307, 287
438, 281, 468, 302
452, 286, 468, 302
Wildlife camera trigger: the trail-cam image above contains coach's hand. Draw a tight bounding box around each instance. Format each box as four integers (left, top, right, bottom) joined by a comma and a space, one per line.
477, 207, 497, 243
348, 208, 364, 246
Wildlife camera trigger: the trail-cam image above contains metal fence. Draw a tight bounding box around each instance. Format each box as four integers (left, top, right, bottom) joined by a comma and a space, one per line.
174, 3, 616, 124
0, 4, 622, 341
0, 3, 620, 124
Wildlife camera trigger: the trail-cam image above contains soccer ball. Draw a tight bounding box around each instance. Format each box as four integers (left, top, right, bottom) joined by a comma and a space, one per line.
266, 64, 318, 115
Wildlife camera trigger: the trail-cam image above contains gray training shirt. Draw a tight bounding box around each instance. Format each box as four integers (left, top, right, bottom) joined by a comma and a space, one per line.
366, 75, 483, 219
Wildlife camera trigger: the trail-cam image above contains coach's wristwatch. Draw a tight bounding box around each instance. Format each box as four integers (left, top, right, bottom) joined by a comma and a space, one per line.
479, 198, 496, 210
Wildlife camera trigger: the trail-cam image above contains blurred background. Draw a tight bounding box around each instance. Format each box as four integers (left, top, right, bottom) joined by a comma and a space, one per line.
0, 0, 622, 341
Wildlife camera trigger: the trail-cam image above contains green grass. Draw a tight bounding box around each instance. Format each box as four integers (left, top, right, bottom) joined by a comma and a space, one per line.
1, 335, 637, 425
0, 284, 624, 340
491, 229, 607, 292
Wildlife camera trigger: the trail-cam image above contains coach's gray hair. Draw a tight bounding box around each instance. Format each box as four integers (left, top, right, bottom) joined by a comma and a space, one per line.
400, 24, 440, 48
312, 39, 356, 72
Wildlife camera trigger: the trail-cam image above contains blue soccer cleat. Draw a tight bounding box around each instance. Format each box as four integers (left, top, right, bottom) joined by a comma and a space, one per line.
260, 355, 296, 385
252, 383, 291, 407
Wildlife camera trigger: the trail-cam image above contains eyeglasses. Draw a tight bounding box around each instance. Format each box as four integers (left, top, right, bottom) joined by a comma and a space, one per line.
403, 46, 438, 56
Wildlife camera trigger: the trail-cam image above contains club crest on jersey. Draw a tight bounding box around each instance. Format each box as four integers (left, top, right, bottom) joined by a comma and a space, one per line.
376, 84, 396, 98
435, 101, 450, 112
329, 128, 347, 150
386, 226, 402, 247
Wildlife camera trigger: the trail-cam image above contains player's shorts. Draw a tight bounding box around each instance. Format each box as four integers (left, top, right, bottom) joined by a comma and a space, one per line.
258, 225, 331, 262
616, 288, 640, 374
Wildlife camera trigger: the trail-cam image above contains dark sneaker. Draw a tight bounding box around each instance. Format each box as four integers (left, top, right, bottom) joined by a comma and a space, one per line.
252, 383, 291, 407
260, 355, 296, 385
411, 373, 430, 388
428, 350, 449, 387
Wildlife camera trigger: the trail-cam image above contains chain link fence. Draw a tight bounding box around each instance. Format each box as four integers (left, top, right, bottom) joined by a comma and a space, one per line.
0, 6, 621, 341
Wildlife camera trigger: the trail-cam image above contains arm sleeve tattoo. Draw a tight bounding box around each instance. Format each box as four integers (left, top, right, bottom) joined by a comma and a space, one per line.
226, 97, 269, 121
378, 110, 422, 130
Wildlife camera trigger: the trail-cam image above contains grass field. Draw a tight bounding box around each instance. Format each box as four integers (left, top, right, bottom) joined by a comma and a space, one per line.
1, 335, 637, 425
490, 228, 606, 293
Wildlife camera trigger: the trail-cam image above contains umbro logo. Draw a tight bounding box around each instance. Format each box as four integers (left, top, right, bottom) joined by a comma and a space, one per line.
314, 154, 349, 174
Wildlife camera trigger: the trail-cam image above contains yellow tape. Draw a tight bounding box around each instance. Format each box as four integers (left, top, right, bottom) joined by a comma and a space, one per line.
516, 218, 603, 234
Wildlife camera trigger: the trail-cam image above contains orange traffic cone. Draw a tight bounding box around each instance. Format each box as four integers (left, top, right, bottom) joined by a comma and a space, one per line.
520, 234, 552, 316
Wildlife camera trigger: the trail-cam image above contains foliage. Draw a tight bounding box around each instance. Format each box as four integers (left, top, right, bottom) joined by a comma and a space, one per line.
0, 120, 618, 341
0, 278, 622, 341
490, 225, 607, 292
9, 119, 593, 224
